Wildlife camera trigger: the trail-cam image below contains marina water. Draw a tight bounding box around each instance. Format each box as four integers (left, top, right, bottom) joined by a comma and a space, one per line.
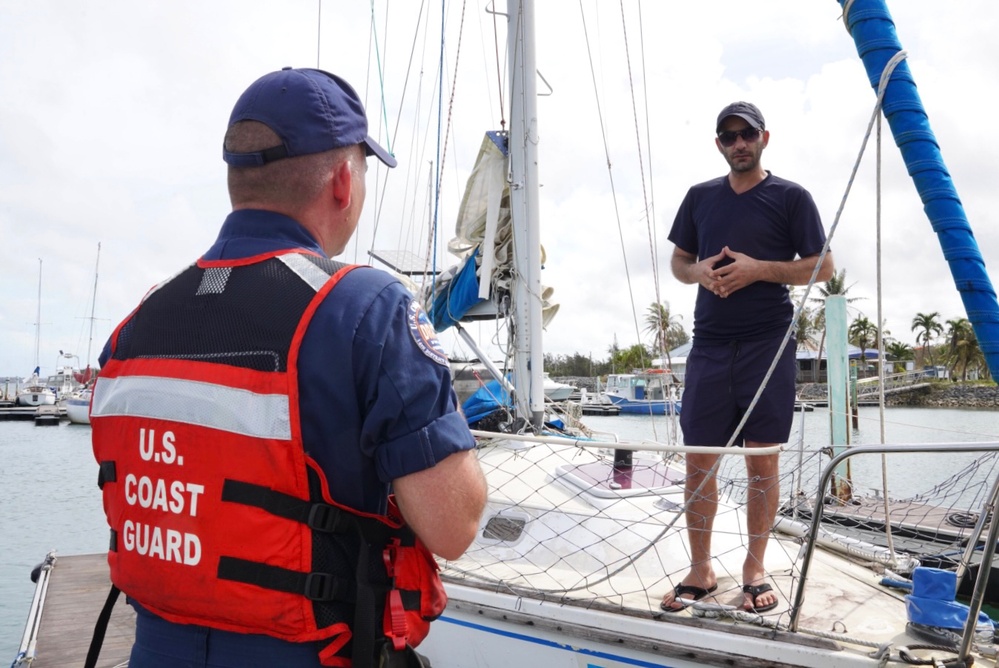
2, 406, 998, 661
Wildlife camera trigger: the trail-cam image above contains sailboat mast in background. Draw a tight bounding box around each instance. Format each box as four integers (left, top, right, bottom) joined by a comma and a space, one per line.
507, 0, 544, 429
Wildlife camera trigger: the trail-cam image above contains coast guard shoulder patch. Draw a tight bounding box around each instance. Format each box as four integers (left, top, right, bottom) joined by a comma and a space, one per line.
407, 300, 448, 367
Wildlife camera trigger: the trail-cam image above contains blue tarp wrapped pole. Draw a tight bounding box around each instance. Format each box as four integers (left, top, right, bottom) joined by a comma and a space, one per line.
838, 0, 999, 381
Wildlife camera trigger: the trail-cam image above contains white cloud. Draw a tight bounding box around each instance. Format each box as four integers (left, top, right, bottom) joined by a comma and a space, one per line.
1, 0, 996, 376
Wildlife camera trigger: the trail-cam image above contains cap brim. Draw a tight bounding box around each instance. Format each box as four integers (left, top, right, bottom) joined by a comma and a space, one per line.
364, 136, 397, 168
716, 113, 763, 133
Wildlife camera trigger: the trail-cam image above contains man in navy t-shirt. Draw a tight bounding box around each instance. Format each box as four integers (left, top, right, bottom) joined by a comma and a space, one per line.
661, 102, 834, 615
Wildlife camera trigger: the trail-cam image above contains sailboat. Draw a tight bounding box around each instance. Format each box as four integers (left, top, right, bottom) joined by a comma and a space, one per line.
13, 2, 999, 667
15, 259, 57, 408
411, 1, 999, 667
64, 243, 102, 426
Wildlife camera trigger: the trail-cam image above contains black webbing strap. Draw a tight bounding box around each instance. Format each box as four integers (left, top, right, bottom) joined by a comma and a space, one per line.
84, 584, 120, 668
352, 538, 380, 668
217, 556, 356, 603
221, 479, 356, 533
97, 461, 116, 490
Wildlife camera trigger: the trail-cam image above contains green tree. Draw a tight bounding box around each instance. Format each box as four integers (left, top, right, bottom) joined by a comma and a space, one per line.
643, 302, 687, 369
790, 288, 820, 351
911, 312, 944, 367
609, 343, 652, 373
848, 315, 879, 377
885, 340, 914, 372
945, 317, 978, 381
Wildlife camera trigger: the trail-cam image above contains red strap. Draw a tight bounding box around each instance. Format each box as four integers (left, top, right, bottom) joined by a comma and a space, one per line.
384, 590, 409, 651
318, 623, 352, 667
383, 539, 399, 578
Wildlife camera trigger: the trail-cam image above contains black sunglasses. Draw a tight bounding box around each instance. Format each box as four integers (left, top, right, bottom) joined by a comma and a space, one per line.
717, 127, 762, 147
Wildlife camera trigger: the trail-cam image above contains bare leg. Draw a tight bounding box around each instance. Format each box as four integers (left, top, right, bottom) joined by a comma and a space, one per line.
661, 452, 720, 610
741, 441, 779, 611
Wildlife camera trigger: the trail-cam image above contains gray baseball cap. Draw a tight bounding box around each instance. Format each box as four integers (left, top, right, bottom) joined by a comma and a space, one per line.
716, 101, 765, 133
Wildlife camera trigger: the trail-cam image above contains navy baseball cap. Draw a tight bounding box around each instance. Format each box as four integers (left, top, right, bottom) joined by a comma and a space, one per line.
223, 67, 397, 168
716, 101, 765, 133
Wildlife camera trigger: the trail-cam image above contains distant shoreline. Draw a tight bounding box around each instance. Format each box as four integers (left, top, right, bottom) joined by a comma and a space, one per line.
555, 376, 999, 410
796, 382, 999, 409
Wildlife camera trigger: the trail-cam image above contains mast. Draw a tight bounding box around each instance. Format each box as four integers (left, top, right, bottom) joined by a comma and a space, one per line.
85, 242, 102, 370
33, 258, 42, 375
507, 0, 544, 428
838, 0, 999, 381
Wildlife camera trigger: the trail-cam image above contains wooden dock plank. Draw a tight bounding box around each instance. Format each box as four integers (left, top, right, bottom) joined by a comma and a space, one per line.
32, 553, 135, 668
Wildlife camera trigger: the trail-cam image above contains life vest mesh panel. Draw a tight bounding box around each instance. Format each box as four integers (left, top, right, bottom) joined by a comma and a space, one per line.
112, 258, 337, 372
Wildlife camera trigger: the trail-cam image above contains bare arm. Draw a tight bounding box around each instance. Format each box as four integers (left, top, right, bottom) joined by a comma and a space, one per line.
392, 448, 487, 560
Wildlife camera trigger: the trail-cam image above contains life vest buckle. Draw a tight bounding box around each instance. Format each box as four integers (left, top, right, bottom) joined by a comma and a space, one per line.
308, 502, 347, 533
304, 572, 337, 601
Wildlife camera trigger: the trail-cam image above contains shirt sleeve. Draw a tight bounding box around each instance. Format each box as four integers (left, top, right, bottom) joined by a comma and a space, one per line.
349, 273, 476, 483
668, 187, 699, 255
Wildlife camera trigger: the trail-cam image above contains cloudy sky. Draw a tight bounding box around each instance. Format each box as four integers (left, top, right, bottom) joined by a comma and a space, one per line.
2, 0, 997, 377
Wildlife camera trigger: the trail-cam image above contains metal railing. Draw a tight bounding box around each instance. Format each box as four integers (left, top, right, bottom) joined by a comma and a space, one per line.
789, 441, 999, 664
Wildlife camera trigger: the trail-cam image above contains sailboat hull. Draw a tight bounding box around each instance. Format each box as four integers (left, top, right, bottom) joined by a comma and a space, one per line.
64, 390, 92, 425
421, 575, 904, 668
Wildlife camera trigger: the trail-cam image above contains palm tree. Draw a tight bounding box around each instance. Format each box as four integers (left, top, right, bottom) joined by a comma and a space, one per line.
945, 317, 977, 381
911, 312, 943, 367
885, 340, 914, 372
643, 302, 687, 369
848, 315, 879, 377
809, 269, 861, 381
790, 288, 820, 351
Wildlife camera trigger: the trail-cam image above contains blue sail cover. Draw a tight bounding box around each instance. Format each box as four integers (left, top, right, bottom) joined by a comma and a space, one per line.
428, 247, 485, 331
839, 0, 999, 380
461, 378, 512, 424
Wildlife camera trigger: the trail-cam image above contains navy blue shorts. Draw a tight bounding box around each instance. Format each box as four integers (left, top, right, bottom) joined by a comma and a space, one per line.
679, 337, 796, 447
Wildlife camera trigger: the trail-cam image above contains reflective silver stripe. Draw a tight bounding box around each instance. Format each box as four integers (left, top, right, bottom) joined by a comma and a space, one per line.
91, 376, 291, 440
279, 254, 331, 292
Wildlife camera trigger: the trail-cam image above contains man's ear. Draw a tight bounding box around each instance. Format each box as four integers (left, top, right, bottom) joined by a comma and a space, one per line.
330, 159, 353, 210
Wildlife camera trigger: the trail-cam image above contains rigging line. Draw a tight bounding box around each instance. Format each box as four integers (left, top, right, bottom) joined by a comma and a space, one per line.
435, 0, 467, 194
369, 0, 393, 158
431, 0, 446, 288
316, 0, 321, 68
489, 2, 506, 129
361, 0, 397, 261
875, 65, 897, 564
370, 0, 429, 256
577, 1, 643, 369
635, 0, 661, 306
616, 0, 659, 303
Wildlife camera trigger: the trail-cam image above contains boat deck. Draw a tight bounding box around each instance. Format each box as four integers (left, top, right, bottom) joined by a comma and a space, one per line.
21, 554, 134, 668
800, 496, 981, 542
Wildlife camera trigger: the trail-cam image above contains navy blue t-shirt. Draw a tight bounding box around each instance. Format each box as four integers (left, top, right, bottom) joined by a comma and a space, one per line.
668, 172, 826, 343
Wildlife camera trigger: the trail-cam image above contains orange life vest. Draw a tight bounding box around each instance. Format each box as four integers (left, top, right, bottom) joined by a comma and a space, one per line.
91, 251, 446, 667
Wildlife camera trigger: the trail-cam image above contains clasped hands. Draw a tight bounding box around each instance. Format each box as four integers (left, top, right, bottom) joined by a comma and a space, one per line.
697, 246, 759, 299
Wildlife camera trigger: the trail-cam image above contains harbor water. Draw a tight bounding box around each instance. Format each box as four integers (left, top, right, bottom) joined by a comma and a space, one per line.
2, 406, 998, 661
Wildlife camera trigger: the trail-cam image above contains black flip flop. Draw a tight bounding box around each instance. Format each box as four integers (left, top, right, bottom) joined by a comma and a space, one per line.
742, 583, 778, 613
660, 583, 718, 613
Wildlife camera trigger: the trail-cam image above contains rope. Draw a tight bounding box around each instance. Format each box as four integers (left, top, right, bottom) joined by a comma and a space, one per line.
576, 1, 642, 368
616, 0, 659, 301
